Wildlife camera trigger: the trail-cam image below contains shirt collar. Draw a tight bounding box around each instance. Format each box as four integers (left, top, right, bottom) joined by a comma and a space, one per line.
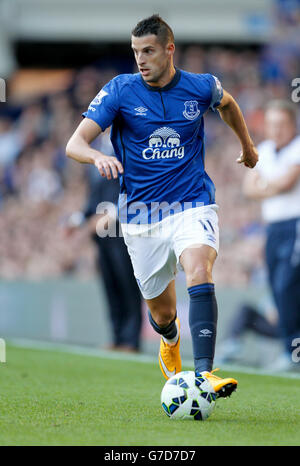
140, 68, 181, 92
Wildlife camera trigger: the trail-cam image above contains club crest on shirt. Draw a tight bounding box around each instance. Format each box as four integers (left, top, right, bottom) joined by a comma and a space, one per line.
183, 100, 200, 120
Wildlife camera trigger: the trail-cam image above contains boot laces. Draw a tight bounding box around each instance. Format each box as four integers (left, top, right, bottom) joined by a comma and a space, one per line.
207, 368, 221, 380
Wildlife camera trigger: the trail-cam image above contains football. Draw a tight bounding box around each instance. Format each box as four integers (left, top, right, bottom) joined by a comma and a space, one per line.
161, 371, 217, 421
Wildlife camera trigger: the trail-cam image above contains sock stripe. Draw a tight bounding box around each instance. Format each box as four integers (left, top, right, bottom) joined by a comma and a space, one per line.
188, 283, 215, 297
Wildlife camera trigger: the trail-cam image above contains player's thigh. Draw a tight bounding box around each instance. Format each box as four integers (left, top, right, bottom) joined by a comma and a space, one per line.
179, 244, 217, 287
146, 280, 177, 326
122, 227, 177, 301
173, 205, 219, 286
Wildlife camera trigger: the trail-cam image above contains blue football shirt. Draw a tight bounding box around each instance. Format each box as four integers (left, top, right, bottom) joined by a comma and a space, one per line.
83, 69, 223, 224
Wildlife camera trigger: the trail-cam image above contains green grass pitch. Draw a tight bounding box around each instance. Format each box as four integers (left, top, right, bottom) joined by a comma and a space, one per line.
0, 344, 299, 446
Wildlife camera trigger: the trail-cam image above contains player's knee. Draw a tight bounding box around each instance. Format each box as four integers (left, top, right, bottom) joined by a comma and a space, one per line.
186, 264, 212, 287
150, 307, 176, 328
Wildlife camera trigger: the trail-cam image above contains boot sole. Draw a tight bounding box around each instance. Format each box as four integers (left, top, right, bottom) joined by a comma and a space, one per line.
216, 382, 237, 398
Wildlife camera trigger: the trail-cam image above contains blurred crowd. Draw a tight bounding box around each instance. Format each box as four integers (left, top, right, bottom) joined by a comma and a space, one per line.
0, 4, 299, 285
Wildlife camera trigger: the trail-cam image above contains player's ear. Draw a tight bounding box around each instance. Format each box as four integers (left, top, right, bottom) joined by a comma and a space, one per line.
166, 42, 175, 57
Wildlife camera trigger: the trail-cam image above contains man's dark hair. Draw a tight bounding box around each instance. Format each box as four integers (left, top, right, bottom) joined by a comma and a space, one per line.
131, 14, 174, 46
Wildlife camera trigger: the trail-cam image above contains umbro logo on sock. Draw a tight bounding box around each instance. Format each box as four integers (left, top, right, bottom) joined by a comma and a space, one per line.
199, 329, 212, 337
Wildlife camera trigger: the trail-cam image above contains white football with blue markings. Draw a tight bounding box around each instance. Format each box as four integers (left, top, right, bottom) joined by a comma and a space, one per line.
161, 371, 216, 420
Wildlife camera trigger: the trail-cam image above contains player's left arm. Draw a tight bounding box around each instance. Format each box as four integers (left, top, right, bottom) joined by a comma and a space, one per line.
216, 90, 258, 169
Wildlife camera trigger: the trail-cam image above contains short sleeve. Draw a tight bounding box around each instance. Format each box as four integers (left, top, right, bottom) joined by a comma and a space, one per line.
82, 78, 120, 131
208, 75, 223, 111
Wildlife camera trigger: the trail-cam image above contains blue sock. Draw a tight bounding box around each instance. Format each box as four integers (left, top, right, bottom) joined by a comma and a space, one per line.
188, 283, 218, 373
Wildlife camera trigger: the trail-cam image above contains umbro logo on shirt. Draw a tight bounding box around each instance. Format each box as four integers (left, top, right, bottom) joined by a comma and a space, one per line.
135, 107, 148, 116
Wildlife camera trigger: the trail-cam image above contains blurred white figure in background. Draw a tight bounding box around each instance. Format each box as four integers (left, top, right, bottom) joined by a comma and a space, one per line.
243, 100, 300, 372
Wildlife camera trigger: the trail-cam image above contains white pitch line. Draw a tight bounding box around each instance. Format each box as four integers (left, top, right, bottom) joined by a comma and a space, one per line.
8, 338, 158, 364
7, 338, 300, 380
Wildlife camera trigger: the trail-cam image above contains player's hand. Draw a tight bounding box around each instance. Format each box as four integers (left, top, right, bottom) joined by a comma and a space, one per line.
94, 154, 124, 180
236, 145, 259, 168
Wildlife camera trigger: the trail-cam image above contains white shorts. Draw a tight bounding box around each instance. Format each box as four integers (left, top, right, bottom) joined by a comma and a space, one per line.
121, 204, 219, 300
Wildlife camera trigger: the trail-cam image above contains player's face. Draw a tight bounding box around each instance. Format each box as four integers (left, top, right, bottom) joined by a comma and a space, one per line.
131, 34, 174, 86
264, 109, 296, 150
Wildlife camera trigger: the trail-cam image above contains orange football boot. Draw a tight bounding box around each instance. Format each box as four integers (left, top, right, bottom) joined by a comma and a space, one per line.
202, 368, 238, 398
158, 318, 182, 380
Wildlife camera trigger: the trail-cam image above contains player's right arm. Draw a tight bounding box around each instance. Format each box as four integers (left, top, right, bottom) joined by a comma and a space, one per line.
216, 90, 258, 169
66, 118, 123, 180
